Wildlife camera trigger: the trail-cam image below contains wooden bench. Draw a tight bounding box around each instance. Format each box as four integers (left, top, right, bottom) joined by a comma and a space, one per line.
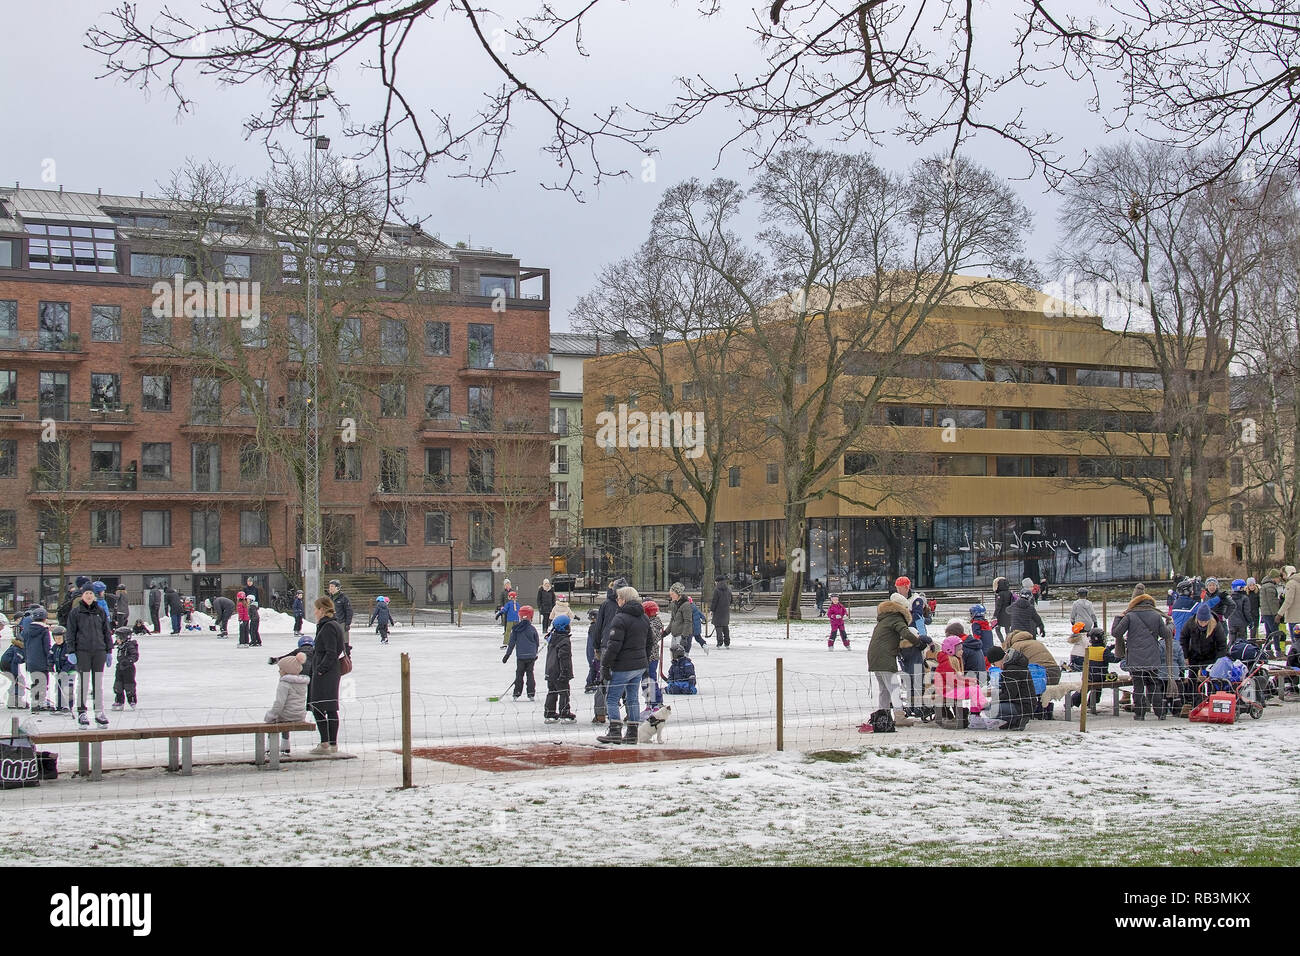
1060, 676, 1134, 719
28, 722, 315, 781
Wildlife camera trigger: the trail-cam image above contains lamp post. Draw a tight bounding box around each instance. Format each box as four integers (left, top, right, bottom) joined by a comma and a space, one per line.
448, 538, 458, 624
37, 530, 46, 606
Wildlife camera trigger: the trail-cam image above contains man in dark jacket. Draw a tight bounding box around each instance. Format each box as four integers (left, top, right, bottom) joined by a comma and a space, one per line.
147, 584, 163, 634
21, 608, 53, 711
67, 586, 113, 726
1180, 602, 1227, 669
1111, 592, 1171, 719
597, 587, 651, 744
243, 577, 260, 605
1006, 590, 1046, 638
308, 598, 345, 754
993, 648, 1036, 729
667, 583, 692, 650
814, 579, 827, 616
502, 605, 541, 700
164, 586, 183, 634
57, 582, 78, 628
543, 613, 575, 721
327, 579, 353, 637
709, 578, 732, 648
211, 594, 236, 637
992, 577, 1013, 641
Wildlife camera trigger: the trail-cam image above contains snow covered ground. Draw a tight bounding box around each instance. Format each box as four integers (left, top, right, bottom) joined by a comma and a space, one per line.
1, 599, 1296, 865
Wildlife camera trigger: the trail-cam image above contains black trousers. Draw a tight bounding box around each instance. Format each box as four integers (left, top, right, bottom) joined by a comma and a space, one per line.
715, 623, 730, 646
1131, 668, 1164, 717
113, 671, 137, 705
513, 658, 537, 698
545, 678, 571, 717
149, 607, 161, 633
311, 700, 339, 744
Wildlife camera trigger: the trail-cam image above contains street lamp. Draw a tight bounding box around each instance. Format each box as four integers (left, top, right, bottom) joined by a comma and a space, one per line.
37, 530, 45, 606
447, 538, 458, 625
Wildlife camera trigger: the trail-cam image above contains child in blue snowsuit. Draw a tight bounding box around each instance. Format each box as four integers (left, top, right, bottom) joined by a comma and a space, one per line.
664, 644, 698, 694
368, 597, 393, 644
689, 599, 709, 653
495, 592, 520, 648
50, 626, 76, 712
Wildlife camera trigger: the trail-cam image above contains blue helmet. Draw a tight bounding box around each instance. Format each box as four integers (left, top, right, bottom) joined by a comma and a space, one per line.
1231, 578, 1246, 590
552, 614, 571, 631
376, 596, 385, 603
297, 635, 315, 647
91, 581, 107, 594
969, 604, 987, 619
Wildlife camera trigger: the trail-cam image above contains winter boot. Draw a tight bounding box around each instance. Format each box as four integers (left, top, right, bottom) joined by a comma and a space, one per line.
828, 639, 835, 649
892, 709, 917, 727
622, 722, 639, 745
843, 639, 851, 649
597, 720, 623, 744
592, 714, 606, 724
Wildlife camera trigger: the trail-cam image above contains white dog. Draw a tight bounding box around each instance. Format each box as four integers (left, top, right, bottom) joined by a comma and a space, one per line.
641, 705, 672, 744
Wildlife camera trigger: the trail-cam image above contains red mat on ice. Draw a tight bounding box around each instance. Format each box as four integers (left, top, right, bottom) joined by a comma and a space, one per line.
409, 743, 725, 771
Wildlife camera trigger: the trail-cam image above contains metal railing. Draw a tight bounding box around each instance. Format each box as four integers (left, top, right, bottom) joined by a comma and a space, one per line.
1, 399, 134, 423
363, 556, 415, 605
464, 348, 551, 372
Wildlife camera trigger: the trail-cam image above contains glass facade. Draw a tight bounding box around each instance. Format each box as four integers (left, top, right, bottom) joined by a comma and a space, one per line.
585, 514, 1172, 592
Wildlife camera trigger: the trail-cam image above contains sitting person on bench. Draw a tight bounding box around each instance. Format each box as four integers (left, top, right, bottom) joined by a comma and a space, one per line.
1006, 630, 1061, 685
267, 636, 314, 753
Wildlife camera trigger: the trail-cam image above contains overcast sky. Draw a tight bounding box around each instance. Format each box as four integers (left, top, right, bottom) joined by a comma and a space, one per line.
2, 1, 1123, 330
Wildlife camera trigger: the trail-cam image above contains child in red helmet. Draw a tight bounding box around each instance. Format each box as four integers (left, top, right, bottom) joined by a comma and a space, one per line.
642, 600, 664, 709
502, 604, 539, 700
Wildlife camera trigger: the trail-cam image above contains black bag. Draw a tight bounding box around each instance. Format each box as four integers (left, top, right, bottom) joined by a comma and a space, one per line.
937, 704, 969, 730
868, 709, 896, 733
0, 736, 40, 789
37, 751, 58, 781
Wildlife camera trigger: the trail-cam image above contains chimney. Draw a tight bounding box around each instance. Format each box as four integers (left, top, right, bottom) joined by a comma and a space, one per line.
255, 189, 267, 228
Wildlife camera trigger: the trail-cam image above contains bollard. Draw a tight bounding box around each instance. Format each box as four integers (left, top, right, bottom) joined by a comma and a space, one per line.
401, 653, 413, 789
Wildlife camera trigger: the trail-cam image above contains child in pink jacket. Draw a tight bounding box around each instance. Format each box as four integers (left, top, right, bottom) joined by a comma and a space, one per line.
236, 592, 251, 647
827, 595, 849, 649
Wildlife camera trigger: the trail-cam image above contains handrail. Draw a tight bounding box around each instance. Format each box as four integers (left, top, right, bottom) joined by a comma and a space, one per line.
363, 556, 414, 605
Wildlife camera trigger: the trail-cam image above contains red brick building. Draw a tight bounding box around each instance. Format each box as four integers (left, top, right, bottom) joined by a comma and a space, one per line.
0, 187, 553, 612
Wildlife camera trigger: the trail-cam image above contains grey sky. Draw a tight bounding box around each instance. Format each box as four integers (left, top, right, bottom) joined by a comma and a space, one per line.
3, 1, 1123, 329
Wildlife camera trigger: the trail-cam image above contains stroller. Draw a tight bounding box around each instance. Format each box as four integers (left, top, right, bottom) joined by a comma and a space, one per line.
1196, 655, 1266, 720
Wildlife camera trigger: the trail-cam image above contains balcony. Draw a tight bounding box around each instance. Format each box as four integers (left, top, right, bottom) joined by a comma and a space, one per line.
368, 473, 550, 499
28, 469, 285, 499
1, 399, 135, 429
420, 415, 552, 440
459, 349, 557, 379
0, 334, 87, 362
29, 467, 136, 494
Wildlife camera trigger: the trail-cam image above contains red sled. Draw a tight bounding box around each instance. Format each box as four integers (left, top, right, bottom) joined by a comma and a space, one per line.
1189, 692, 1237, 724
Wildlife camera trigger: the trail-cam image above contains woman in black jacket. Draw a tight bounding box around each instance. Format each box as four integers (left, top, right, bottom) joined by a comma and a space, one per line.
308, 597, 346, 754
66, 586, 113, 726
537, 579, 557, 634
992, 577, 1013, 642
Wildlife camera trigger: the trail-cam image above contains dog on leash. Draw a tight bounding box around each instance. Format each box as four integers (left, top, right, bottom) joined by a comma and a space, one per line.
642, 704, 672, 743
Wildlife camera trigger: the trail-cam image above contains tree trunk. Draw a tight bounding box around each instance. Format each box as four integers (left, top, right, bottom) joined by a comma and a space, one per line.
777, 504, 807, 619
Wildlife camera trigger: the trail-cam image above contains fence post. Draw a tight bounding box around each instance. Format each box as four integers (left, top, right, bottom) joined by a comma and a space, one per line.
457, 602, 463, 627
1101, 596, 1108, 631
1079, 652, 1091, 734
401, 653, 413, 789
776, 657, 784, 752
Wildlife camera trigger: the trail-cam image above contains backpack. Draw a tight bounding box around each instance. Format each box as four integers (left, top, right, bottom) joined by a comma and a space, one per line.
868, 709, 896, 733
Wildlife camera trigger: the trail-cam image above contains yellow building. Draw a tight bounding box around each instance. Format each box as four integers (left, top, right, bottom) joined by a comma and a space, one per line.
582, 279, 1225, 592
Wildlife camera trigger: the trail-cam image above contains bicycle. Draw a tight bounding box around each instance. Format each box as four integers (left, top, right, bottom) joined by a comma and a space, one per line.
732, 585, 756, 612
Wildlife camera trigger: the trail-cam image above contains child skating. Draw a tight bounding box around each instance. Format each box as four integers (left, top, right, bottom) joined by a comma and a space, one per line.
369, 596, 393, 644
111, 627, 139, 710
827, 594, 850, 649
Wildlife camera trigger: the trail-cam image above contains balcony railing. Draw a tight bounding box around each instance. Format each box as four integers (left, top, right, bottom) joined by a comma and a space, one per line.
30, 469, 284, 496
30, 467, 137, 492
0, 333, 84, 354
0, 399, 134, 424
464, 348, 552, 372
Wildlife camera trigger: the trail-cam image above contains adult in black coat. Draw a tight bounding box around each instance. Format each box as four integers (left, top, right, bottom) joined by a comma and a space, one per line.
709, 578, 732, 648
537, 579, 557, 633
164, 587, 183, 634
994, 648, 1036, 730
992, 577, 1013, 641
326, 580, 353, 636
66, 587, 113, 725
598, 589, 651, 742
147, 586, 163, 634
211, 595, 236, 637
1005, 591, 1045, 638
1179, 605, 1228, 669
308, 598, 346, 753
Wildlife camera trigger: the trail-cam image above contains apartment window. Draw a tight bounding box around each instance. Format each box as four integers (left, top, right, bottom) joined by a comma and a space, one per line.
379, 382, 407, 419
335, 445, 362, 481
936, 455, 987, 476
415, 266, 452, 292
90, 510, 121, 547
424, 447, 450, 487
192, 509, 221, 564
1129, 371, 1163, 389
886, 406, 931, 427
0, 440, 15, 478
238, 314, 267, 349
660, 383, 673, 404
279, 241, 303, 284
1263, 530, 1277, 555
141, 510, 172, 547
0, 301, 15, 339
0, 511, 16, 548
1230, 458, 1243, 486
728, 466, 741, 488
239, 443, 266, 480
844, 453, 873, 476
1077, 367, 1123, 387
424, 511, 450, 545
38, 302, 70, 350
681, 382, 699, 401
469, 449, 494, 493
995, 409, 1031, 430
89, 373, 121, 410
468, 324, 495, 368
552, 482, 569, 509
223, 254, 252, 279
191, 443, 221, 492
141, 443, 171, 481
28, 223, 119, 273
766, 463, 779, 484
240, 510, 270, 547
90, 442, 121, 475
424, 321, 450, 356
479, 275, 515, 297
425, 385, 451, 420
551, 406, 568, 435
191, 315, 223, 352
0, 243, 14, 270
141, 307, 170, 345
995, 456, 1031, 477
1201, 530, 1215, 555
1229, 502, 1244, 531
288, 315, 316, 362
937, 361, 985, 381
380, 449, 407, 493
38, 371, 70, 420
939, 408, 987, 429
239, 379, 266, 416
468, 510, 493, 560
468, 386, 493, 428
129, 253, 193, 278
604, 394, 616, 412
335, 316, 362, 363
191, 377, 221, 424
628, 391, 639, 410
605, 478, 616, 498
551, 444, 569, 474
380, 318, 408, 364
91, 305, 122, 342
0, 371, 14, 409
142, 375, 171, 411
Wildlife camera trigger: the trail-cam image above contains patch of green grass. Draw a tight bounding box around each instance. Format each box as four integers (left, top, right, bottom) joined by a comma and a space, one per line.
807, 750, 860, 764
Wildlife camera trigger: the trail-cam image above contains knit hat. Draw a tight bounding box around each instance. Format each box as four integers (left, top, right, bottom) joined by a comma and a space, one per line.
894, 576, 912, 590
75, 575, 90, 589
1021, 577, 1034, 591
1205, 576, 1219, 587
670, 643, 686, 659
669, 582, 684, 595
1195, 602, 1212, 623
1266, 568, 1281, 580
1077, 587, 1089, 597
1018, 588, 1034, 599
552, 614, 571, 631
986, 647, 1005, 664
888, 592, 911, 613
1246, 577, 1257, 587
945, 618, 966, 637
